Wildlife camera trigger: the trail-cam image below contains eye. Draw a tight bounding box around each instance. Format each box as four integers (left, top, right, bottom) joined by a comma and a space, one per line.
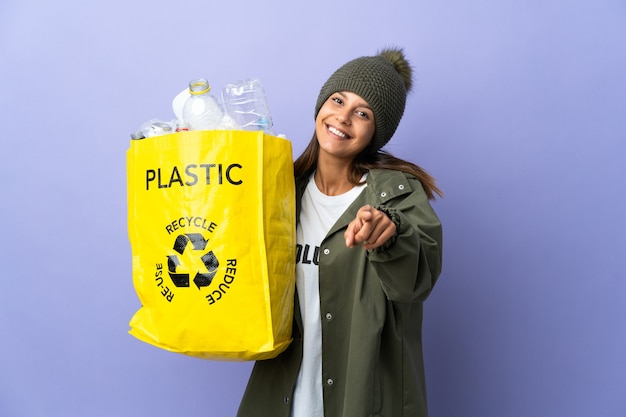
356, 109, 371, 120
332, 96, 344, 105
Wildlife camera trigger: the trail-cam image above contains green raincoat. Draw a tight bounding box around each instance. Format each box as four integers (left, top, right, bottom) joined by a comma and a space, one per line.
237, 169, 443, 417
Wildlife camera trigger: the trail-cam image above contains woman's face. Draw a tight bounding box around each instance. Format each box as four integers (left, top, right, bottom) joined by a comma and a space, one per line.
315, 91, 376, 162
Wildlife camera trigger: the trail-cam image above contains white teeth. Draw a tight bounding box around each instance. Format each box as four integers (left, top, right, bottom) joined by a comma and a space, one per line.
328, 126, 347, 138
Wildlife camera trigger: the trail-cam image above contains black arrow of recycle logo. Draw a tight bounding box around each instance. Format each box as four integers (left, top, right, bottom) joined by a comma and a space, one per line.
167, 233, 219, 289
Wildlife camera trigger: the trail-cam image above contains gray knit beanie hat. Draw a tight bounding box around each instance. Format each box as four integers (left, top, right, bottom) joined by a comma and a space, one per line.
314, 47, 413, 152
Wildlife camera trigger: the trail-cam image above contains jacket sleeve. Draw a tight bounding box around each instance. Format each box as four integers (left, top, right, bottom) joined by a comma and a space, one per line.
367, 177, 443, 303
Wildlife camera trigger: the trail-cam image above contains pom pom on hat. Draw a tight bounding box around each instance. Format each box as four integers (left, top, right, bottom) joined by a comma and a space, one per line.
315, 47, 413, 152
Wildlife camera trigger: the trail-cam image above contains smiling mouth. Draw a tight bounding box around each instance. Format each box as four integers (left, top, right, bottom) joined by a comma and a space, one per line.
328, 125, 350, 139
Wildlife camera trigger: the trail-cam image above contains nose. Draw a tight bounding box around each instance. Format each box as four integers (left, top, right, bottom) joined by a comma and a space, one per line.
336, 108, 351, 125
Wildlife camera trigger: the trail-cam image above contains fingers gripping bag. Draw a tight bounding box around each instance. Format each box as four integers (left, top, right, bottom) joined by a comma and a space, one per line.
127, 130, 296, 360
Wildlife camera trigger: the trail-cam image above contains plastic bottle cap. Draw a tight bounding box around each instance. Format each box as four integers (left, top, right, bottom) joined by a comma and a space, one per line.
189, 78, 211, 95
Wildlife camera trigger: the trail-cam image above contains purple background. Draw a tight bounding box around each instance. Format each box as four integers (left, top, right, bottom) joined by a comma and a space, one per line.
1, 0, 625, 416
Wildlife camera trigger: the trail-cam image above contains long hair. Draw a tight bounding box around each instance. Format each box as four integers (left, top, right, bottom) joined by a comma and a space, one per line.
293, 133, 443, 200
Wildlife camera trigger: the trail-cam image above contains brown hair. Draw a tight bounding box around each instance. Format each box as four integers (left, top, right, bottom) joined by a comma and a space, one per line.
294, 133, 442, 200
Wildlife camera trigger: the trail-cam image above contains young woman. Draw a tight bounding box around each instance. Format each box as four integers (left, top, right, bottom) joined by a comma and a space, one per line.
238, 47, 443, 417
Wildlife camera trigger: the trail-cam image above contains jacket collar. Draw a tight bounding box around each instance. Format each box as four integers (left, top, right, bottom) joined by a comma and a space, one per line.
296, 169, 412, 224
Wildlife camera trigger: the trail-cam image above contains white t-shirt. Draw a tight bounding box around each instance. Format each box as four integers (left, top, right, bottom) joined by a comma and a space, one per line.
292, 174, 366, 417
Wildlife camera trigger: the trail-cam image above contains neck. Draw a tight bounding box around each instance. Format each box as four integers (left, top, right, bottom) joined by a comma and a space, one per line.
314, 158, 354, 196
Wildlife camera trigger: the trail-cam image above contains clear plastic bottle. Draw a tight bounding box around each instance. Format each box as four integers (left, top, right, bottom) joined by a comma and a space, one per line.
222, 78, 274, 134
131, 119, 174, 139
182, 78, 224, 131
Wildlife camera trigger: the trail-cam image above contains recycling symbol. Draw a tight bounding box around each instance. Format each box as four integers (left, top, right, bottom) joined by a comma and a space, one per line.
167, 233, 219, 289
